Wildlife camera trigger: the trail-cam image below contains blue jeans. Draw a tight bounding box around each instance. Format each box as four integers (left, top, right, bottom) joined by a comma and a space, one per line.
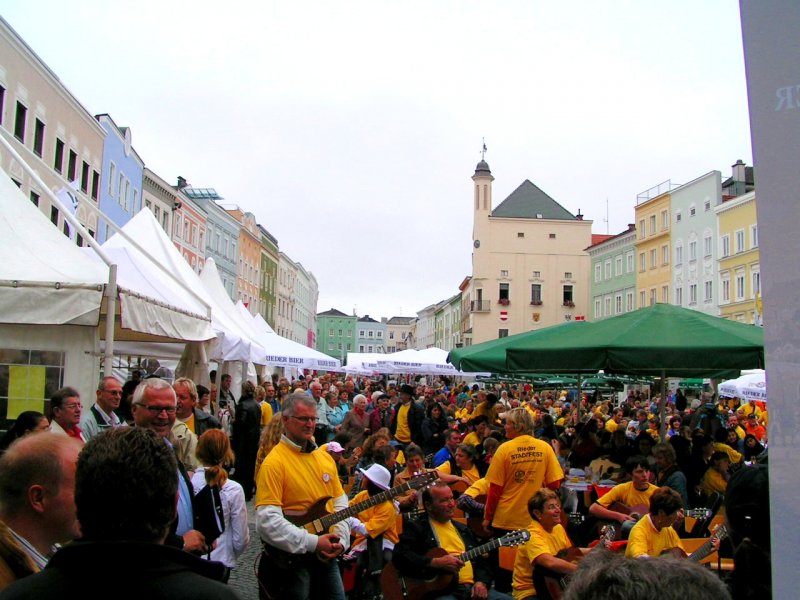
435, 584, 514, 600
259, 552, 344, 600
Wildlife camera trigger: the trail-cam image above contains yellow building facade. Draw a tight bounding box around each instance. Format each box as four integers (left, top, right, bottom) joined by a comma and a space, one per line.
634, 192, 672, 308
716, 191, 760, 323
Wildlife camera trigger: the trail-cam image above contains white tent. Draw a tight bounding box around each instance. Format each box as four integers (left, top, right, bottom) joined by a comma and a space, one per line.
378, 347, 490, 378
234, 301, 342, 371
105, 210, 266, 364
0, 169, 107, 410
719, 370, 767, 402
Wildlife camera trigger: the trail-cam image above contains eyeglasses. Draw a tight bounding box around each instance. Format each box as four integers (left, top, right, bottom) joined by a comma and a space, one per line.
62, 403, 82, 410
288, 415, 318, 424
134, 403, 177, 415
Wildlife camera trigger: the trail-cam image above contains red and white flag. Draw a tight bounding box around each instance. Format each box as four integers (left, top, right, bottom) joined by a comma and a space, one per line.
499, 311, 508, 322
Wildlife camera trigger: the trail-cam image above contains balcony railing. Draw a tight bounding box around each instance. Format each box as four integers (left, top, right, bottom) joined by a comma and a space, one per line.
470, 300, 491, 312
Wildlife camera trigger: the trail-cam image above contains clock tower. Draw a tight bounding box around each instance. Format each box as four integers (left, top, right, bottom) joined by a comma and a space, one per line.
472, 159, 493, 259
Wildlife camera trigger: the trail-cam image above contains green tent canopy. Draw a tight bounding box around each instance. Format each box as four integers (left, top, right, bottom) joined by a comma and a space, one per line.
505, 303, 765, 379
447, 321, 590, 373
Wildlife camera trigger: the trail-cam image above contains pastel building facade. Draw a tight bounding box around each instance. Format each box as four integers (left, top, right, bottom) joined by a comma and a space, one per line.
588, 225, 637, 320
634, 184, 674, 309
316, 308, 356, 361
464, 161, 593, 346
716, 190, 760, 323
357, 315, 386, 354
94, 114, 144, 243
258, 224, 279, 327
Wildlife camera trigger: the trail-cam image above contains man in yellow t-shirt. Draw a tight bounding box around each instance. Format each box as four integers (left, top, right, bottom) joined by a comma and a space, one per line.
392, 483, 507, 599
625, 487, 685, 558
484, 408, 563, 593
513, 489, 577, 600
390, 384, 424, 447
589, 456, 658, 525
255, 392, 350, 600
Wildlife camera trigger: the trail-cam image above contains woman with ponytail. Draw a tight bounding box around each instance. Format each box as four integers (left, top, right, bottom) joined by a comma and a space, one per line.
191, 429, 250, 569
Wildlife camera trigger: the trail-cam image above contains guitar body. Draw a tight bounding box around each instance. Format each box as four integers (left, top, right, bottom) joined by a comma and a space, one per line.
607, 502, 649, 540
283, 496, 333, 533
380, 548, 456, 600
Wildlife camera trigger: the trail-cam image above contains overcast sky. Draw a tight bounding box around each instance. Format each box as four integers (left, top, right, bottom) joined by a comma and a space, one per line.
3, 1, 752, 321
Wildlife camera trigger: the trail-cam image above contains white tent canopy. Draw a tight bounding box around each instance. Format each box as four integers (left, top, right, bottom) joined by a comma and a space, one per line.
378, 347, 489, 377
719, 370, 767, 402
234, 301, 341, 371
0, 170, 106, 325
106, 210, 265, 363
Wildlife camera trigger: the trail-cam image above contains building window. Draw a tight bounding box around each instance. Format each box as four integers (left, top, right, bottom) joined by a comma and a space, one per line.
14, 101, 27, 142
689, 240, 697, 262
721, 274, 730, 303
377, 331, 383, 338
594, 299, 601, 319
690, 206, 696, 217
91, 171, 100, 201
358, 329, 365, 338
367, 330, 374, 338
675, 287, 683, 306
33, 119, 45, 157
649, 215, 656, 235
562, 285, 574, 305
705, 199, 711, 211
735, 271, 746, 301
689, 284, 697, 305
499, 283, 510, 303
615, 256, 622, 276
662, 245, 669, 265
721, 235, 730, 257
549, 233, 556, 239
626, 252, 634, 273
500, 270, 508, 278
735, 230, 745, 253
650, 249, 657, 269
54, 138, 64, 173
30, 190, 39, 206
50, 206, 59, 226
367, 345, 374, 352
626, 291, 634, 312
639, 290, 646, 308
517, 232, 524, 238
650, 288, 657, 306
594, 264, 601, 282
498, 329, 509, 338
661, 210, 668, 230
67, 150, 77, 182
704, 235, 712, 257
751, 225, 759, 248
704, 281, 713, 302
752, 268, 761, 297
532, 270, 541, 278
530, 284, 542, 304
662, 285, 669, 303
639, 219, 645, 238
604, 297, 612, 316
676, 210, 682, 222
604, 260, 612, 279
564, 272, 573, 280
80, 161, 90, 194
639, 253, 646, 273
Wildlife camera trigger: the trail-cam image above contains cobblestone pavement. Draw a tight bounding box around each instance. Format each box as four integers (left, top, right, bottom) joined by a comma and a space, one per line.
228, 498, 260, 600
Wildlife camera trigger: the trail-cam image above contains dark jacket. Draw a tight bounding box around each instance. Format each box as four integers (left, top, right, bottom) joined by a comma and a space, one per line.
392, 517, 493, 587
389, 400, 425, 445
194, 408, 221, 437
0, 541, 237, 600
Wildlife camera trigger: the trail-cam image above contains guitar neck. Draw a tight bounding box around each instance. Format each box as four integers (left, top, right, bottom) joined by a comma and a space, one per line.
688, 524, 727, 563
318, 478, 420, 531
458, 537, 504, 563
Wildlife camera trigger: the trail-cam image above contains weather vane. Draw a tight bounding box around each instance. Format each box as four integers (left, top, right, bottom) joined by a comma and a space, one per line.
481, 138, 487, 160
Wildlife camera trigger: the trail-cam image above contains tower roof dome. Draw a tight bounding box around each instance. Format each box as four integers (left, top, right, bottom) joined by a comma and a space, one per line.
474, 160, 491, 176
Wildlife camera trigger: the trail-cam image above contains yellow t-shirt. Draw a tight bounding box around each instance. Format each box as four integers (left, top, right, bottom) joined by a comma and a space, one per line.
349, 490, 399, 546
255, 437, 344, 524
462, 432, 480, 448
429, 519, 473, 585
472, 401, 489, 419
512, 520, 571, 600
260, 401, 274, 428
596, 481, 658, 513
605, 419, 619, 433
395, 403, 412, 443
713, 442, 742, 464
184, 413, 196, 434
464, 477, 490, 500
701, 468, 728, 497
625, 514, 684, 558
484, 435, 564, 530
436, 461, 481, 486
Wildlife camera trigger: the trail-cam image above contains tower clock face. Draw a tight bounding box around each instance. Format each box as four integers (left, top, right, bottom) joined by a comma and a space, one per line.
474, 239, 481, 248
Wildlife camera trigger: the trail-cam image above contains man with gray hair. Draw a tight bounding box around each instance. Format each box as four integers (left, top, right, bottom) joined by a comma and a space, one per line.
131, 378, 206, 555
255, 392, 350, 599
0, 433, 82, 590
80, 376, 126, 441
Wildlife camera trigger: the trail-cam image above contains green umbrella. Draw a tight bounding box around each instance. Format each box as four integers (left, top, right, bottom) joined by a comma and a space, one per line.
447, 321, 590, 373
506, 303, 764, 379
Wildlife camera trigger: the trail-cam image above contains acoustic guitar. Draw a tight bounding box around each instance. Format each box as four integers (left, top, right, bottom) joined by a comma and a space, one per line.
607, 502, 710, 540
663, 522, 729, 561
258, 471, 439, 600
381, 529, 530, 600
532, 524, 616, 600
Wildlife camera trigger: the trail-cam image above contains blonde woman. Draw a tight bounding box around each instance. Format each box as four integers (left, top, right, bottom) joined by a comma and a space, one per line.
191, 429, 250, 569
254, 413, 284, 482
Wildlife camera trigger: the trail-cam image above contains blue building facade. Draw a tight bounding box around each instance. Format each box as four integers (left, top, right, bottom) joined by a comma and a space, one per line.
95, 114, 144, 243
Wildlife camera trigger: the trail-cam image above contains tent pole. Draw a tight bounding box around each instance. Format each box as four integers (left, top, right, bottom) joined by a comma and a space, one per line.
0, 132, 118, 375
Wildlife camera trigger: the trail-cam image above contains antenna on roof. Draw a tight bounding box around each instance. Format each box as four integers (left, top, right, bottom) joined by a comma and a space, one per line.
481, 138, 487, 160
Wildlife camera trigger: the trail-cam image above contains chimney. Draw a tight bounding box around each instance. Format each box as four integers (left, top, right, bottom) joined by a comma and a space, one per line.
732, 160, 747, 183
176, 176, 188, 189
576, 209, 584, 221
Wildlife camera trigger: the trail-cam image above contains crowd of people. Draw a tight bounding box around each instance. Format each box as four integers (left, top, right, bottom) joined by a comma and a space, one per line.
0, 371, 770, 600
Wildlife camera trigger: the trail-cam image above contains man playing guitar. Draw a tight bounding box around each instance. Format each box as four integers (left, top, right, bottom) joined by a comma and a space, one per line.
588, 456, 658, 527
625, 487, 686, 558
255, 392, 349, 600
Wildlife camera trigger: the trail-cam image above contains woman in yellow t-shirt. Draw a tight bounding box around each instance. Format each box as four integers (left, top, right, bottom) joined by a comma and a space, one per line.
435, 443, 481, 491
512, 488, 577, 600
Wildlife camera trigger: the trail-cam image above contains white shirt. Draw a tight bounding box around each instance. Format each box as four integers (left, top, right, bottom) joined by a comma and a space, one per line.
190, 467, 250, 568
